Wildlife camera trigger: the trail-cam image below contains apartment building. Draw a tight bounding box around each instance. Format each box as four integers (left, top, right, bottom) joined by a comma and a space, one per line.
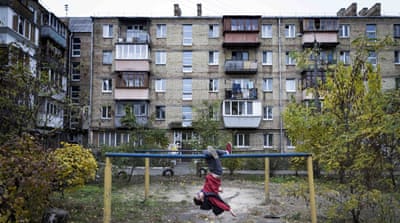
67, 3, 400, 152
0, 0, 69, 147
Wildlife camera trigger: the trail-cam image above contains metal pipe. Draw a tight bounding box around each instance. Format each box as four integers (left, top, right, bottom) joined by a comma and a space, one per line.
144, 157, 150, 200
105, 152, 311, 158
278, 17, 284, 153
307, 156, 317, 223
264, 157, 270, 202
103, 157, 112, 223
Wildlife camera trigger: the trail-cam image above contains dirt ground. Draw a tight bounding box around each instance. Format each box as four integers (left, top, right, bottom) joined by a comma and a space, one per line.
121, 175, 312, 223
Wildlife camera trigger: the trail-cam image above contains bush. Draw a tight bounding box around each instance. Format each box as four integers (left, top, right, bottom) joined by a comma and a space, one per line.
0, 134, 57, 222
50, 142, 98, 192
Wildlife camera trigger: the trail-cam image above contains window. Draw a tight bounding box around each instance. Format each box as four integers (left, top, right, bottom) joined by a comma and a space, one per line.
103, 24, 113, 38
102, 51, 112, 64
72, 38, 80, 57
155, 79, 166, 92
340, 51, 350, 64
287, 137, 295, 149
101, 106, 112, 119
395, 51, 400, 64
116, 45, 148, 59
285, 24, 296, 38
366, 24, 376, 39
156, 24, 167, 38
262, 24, 272, 38
102, 79, 112, 92
122, 73, 145, 88
224, 101, 254, 116
209, 24, 219, 38
263, 133, 273, 148
183, 24, 192, 46
208, 51, 219, 65
262, 51, 273, 65
133, 103, 147, 116
263, 78, 273, 92
155, 51, 166, 64
232, 51, 249, 60
71, 86, 80, 104
286, 79, 296, 92
71, 62, 80, 81
367, 51, 377, 67
156, 106, 165, 120
182, 106, 192, 127
394, 24, 400, 38
209, 79, 218, 92
208, 105, 219, 121
396, 78, 400, 89
182, 78, 192, 100
234, 133, 250, 148
263, 106, 273, 120
339, 24, 350, 38
286, 52, 296, 65
231, 19, 258, 31
183, 51, 192, 72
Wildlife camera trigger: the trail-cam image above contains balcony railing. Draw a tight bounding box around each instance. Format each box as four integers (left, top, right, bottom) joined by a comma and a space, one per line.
225, 88, 257, 100
41, 26, 67, 48
224, 60, 258, 74
118, 31, 150, 44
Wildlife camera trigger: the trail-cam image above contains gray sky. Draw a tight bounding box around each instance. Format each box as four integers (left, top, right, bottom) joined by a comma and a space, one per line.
40, 0, 400, 17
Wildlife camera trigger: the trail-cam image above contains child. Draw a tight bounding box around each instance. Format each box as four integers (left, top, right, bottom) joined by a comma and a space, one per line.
193, 146, 236, 217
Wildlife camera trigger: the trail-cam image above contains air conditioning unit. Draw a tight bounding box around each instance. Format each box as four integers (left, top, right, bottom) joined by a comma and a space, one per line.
118, 38, 124, 42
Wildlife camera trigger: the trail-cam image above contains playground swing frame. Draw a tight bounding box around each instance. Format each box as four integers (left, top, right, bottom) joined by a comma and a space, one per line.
103, 152, 317, 223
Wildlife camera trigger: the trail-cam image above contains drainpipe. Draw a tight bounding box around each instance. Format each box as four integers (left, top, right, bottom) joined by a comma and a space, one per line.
278, 17, 284, 153
88, 19, 94, 145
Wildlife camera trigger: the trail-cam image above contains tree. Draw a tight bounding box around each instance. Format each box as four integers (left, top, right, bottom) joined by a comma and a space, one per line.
283, 36, 399, 222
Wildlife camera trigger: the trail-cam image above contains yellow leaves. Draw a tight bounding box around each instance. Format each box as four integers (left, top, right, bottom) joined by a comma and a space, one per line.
50, 142, 98, 189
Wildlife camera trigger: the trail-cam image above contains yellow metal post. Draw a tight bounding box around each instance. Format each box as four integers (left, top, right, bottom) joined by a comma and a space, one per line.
144, 157, 150, 200
264, 157, 270, 202
307, 156, 317, 223
103, 157, 112, 223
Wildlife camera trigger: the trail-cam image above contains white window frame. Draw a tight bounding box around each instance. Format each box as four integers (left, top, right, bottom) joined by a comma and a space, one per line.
183, 51, 192, 73
263, 105, 273, 120
395, 51, 400, 64
156, 105, 166, 120
182, 78, 192, 100
285, 52, 296, 65
115, 45, 148, 60
71, 62, 80, 81
286, 79, 296, 92
340, 51, 350, 65
155, 79, 166, 92
367, 51, 377, 67
262, 24, 272, 38
366, 24, 377, 39
234, 133, 250, 148
339, 24, 350, 38
209, 79, 219, 92
183, 24, 192, 46
101, 106, 112, 119
155, 51, 166, 65
103, 24, 113, 38
285, 24, 296, 38
263, 78, 273, 92
102, 79, 112, 93
72, 38, 80, 57
102, 50, 112, 64
156, 24, 167, 38
182, 106, 192, 127
208, 24, 219, 38
208, 51, 219, 65
262, 51, 273, 65
263, 133, 273, 148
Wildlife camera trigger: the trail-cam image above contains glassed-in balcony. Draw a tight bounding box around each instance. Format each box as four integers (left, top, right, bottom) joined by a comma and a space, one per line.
222, 100, 262, 128
224, 60, 258, 74
114, 44, 150, 72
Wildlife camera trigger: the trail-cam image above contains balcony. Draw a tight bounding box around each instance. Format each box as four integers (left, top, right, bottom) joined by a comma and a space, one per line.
114, 60, 150, 72
41, 26, 67, 48
117, 30, 150, 44
114, 88, 149, 100
114, 43, 150, 72
115, 115, 148, 128
222, 100, 262, 128
225, 88, 257, 100
302, 32, 339, 48
222, 16, 261, 47
224, 60, 258, 74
